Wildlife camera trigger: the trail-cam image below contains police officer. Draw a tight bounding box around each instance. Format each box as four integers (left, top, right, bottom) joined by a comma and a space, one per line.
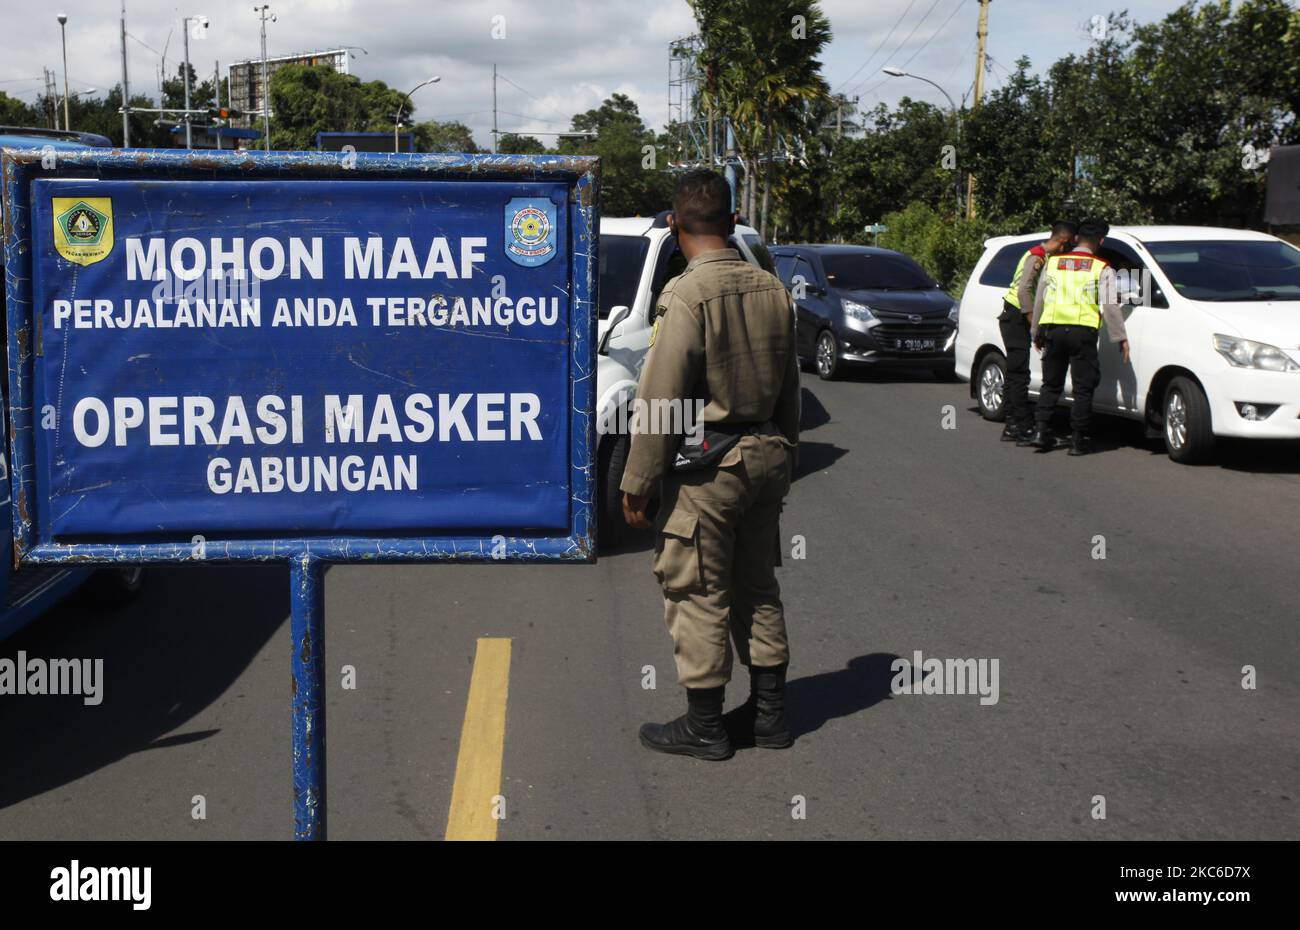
1028, 219, 1130, 456
998, 221, 1077, 442
620, 169, 800, 762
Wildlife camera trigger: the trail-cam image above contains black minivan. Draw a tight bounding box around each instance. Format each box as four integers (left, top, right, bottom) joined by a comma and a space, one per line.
771, 244, 959, 380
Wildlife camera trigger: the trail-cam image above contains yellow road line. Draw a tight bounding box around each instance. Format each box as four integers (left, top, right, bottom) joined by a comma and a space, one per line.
445, 637, 512, 841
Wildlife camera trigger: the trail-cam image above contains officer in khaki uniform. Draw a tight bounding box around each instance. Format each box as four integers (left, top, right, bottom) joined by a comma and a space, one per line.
620, 170, 800, 762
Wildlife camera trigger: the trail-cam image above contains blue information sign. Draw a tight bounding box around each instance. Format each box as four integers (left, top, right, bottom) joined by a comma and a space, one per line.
3, 150, 598, 563
3, 149, 599, 839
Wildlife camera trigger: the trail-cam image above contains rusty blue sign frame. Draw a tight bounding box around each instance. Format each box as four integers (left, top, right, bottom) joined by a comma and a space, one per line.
2, 147, 599, 839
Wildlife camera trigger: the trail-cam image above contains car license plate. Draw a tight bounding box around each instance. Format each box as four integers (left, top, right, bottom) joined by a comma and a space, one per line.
901, 338, 936, 352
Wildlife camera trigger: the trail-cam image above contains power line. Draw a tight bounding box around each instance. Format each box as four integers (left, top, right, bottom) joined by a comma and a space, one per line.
497, 73, 541, 103
833, 0, 918, 92
497, 110, 568, 127
851, 0, 966, 101
844, 0, 947, 98
895, 0, 967, 72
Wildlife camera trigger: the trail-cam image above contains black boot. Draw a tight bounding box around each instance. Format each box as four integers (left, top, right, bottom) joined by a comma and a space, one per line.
722, 665, 793, 749
1000, 422, 1026, 442
1067, 432, 1091, 456
639, 686, 733, 761
752, 664, 793, 748
1021, 427, 1056, 451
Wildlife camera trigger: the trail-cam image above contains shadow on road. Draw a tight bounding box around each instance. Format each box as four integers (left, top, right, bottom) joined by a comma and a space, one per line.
0, 564, 288, 812
793, 441, 848, 480
841, 365, 953, 385
786, 652, 900, 739
971, 404, 1300, 473
799, 387, 831, 432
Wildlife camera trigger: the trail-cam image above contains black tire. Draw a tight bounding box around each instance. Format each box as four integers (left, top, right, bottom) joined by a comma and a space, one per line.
597, 431, 630, 550
975, 352, 1007, 422
79, 566, 146, 608
1163, 376, 1215, 464
815, 329, 841, 381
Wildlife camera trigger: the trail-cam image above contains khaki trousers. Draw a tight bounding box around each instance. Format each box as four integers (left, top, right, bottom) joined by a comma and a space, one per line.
652, 429, 793, 689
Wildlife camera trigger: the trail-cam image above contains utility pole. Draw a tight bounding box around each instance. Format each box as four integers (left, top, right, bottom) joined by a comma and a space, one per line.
45, 69, 58, 129
181, 17, 194, 148
491, 63, 498, 154
214, 60, 221, 150
57, 14, 71, 131
120, 2, 131, 145
256, 5, 275, 152
967, 0, 991, 220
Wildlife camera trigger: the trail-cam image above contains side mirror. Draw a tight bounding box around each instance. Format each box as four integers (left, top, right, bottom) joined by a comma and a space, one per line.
599, 305, 632, 355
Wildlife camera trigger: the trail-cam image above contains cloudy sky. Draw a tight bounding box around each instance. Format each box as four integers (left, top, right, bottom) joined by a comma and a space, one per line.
4, 0, 1187, 145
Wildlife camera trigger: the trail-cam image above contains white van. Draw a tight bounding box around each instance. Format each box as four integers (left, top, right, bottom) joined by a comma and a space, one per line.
595, 214, 772, 543
955, 226, 1300, 463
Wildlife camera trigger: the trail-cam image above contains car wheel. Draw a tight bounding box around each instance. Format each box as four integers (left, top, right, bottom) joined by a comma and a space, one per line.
976, 352, 1007, 421
815, 330, 841, 380
80, 566, 146, 608
597, 431, 631, 550
1163, 376, 1215, 464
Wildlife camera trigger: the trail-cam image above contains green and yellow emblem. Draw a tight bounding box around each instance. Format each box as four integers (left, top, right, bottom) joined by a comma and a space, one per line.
52, 197, 114, 266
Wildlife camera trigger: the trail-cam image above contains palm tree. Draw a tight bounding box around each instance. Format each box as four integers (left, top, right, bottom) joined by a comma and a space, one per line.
690, 0, 831, 236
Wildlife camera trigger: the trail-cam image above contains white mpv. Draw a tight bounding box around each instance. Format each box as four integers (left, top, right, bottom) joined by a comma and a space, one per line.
955, 226, 1300, 463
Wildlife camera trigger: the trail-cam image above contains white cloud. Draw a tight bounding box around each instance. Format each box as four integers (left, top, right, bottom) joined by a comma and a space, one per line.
2, 0, 1195, 147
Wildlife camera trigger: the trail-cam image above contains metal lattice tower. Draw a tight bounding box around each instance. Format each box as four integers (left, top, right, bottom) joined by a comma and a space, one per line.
668, 35, 718, 169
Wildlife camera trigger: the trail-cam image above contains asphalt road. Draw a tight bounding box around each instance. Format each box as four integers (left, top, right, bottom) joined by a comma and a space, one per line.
2, 368, 1297, 840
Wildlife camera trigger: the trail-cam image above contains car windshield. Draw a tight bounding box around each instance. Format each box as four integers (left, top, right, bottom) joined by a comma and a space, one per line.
1144, 239, 1300, 302
598, 234, 650, 319
741, 234, 776, 274
821, 253, 936, 291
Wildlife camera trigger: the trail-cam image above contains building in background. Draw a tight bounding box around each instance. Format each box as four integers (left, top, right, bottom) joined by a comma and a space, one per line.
228, 48, 350, 128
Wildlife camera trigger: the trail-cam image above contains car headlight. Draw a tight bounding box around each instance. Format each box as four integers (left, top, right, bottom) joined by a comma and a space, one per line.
948, 302, 960, 324
842, 298, 875, 323
1212, 334, 1300, 372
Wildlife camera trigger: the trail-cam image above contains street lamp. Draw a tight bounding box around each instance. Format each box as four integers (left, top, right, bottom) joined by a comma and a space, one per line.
883, 66, 962, 216
182, 15, 210, 149
57, 14, 70, 130
395, 76, 439, 153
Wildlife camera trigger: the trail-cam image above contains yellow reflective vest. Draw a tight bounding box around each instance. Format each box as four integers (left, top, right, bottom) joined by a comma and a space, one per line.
1003, 246, 1046, 310
1039, 251, 1108, 329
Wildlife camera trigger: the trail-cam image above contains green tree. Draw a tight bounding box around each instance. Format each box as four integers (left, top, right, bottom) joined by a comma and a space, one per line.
0, 91, 40, 127
267, 65, 405, 150
497, 132, 547, 154
691, 0, 832, 235
556, 94, 673, 216
823, 99, 955, 240
416, 120, 480, 153
876, 202, 993, 294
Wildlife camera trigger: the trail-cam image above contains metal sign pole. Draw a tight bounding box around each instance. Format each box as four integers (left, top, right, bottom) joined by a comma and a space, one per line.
290, 552, 327, 840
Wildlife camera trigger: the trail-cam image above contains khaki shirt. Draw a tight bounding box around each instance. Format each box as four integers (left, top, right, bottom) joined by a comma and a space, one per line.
619, 248, 799, 498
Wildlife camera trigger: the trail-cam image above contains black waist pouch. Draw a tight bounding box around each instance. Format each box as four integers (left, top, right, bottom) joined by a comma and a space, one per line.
672, 421, 765, 472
